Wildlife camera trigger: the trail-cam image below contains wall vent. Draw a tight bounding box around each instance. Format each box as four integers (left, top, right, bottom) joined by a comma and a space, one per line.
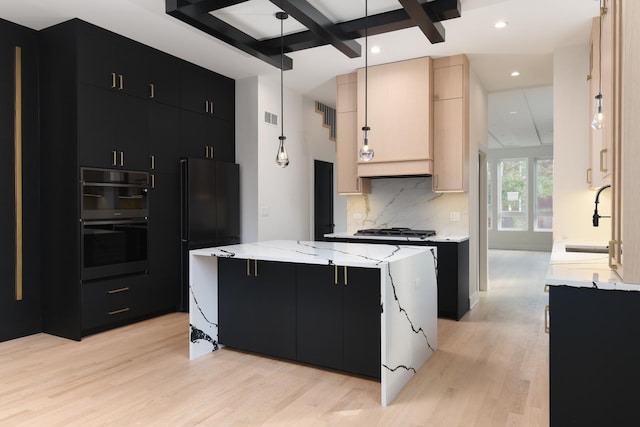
264, 111, 278, 126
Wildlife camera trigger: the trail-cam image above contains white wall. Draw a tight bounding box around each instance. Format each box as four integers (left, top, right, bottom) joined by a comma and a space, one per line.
553, 45, 611, 244
302, 96, 347, 238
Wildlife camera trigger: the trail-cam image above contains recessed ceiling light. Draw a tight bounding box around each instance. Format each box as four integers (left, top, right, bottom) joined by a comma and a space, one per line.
494, 21, 508, 29
509, 111, 518, 115
370, 46, 381, 54
510, 71, 521, 77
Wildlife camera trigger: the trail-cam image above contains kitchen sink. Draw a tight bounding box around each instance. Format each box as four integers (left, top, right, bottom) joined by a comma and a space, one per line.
564, 244, 609, 253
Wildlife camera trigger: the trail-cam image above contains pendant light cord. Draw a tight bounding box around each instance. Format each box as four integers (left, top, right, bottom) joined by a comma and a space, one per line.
280, 15, 284, 138
364, 0, 368, 128
598, 0, 603, 95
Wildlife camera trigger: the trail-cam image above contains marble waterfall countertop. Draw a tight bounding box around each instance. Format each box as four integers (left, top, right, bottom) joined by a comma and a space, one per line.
324, 232, 470, 243
546, 242, 638, 290
188, 240, 438, 406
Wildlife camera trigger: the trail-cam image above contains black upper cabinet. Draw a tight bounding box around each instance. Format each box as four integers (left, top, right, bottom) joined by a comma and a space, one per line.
76, 23, 149, 99
148, 102, 180, 174
78, 84, 149, 171
146, 52, 180, 106
180, 110, 235, 162
180, 63, 235, 121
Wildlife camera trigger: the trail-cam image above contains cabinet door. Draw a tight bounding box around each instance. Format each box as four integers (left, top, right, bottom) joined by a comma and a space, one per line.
433, 65, 463, 100
146, 51, 180, 106
78, 84, 119, 168
78, 84, 148, 170
148, 172, 180, 312
433, 98, 465, 191
149, 103, 180, 174
180, 63, 210, 115
207, 117, 235, 163
81, 273, 149, 332
252, 260, 296, 359
218, 257, 254, 351
208, 73, 235, 121
296, 263, 343, 371
179, 109, 208, 159
343, 267, 381, 378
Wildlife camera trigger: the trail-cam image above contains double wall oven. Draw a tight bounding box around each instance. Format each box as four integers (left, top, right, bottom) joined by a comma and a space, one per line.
80, 168, 149, 281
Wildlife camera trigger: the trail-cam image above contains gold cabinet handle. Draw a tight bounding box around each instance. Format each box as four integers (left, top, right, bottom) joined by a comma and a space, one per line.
544, 305, 550, 334
112, 150, 118, 166
434, 174, 439, 189
109, 307, 130, 315
205, 100, 209, 114
14, 46, 23, 301
334, 265, 339, 285
586, 168, 592, 185
254, 259, 258, 277
149, 83, 155, 99
150, 155, 155, 170
120, 151, 124, 167
609, 240, 617, 269
111, 72, 117, 88
108, 287, 130, 294
544, 284, 550, 293
118, 74, 124, 90
151, 174, 155, 189
209, 146, 214, 159
210, 101, 214, 115
246, 259, 251, 276
343, 266, 348, 286
600, 148, 608, 173
205, 146, 210, 158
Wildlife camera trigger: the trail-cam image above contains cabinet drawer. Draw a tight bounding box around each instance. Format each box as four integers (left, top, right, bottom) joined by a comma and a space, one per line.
82, 274, 149, 330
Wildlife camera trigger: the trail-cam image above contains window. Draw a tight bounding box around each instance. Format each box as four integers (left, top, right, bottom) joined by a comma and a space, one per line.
534, 158, 553, 231
497, 158, 528, 231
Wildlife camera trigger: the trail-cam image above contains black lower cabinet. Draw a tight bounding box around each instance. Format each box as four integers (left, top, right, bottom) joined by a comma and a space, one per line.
218, 259, 381, 379
549, 286, 640, 426
218, 257, 296, 360
297, 264, 381, 378
81, 274, 149, 333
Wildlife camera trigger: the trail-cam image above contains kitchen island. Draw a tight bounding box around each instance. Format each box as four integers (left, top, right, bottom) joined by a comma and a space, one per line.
188, 240, 438, 406
546, 242, 640, 426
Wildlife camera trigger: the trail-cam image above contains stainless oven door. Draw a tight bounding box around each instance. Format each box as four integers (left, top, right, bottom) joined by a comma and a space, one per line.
81, 219, 148, 281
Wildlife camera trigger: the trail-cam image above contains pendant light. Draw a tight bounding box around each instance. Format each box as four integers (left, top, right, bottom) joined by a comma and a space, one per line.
275, 11, 290, 168
591, 0, 605, 130
358, 0, 374, 161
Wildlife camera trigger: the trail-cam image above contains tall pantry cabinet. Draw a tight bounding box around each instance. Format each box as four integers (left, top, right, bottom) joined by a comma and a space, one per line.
0, 18, 41, 342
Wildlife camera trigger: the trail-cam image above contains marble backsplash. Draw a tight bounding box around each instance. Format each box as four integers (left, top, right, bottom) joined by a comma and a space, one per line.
346, 176, 469, 236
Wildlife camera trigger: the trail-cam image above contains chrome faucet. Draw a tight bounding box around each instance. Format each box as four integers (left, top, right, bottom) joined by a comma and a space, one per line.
592, 184, 611, 227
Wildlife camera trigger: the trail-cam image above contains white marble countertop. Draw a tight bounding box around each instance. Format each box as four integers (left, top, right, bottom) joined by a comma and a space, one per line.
324, 232, 469, 243
546, 242, 639, 290
190, 240, 436, 268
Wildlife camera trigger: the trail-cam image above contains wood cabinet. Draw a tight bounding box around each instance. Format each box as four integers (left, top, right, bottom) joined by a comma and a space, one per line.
0, 18, 42, 342
296, 263, 381, 378
356, 57, 433, 177
336, 73, 370, 194
432, 55, 469, 192
549, 285, 640, 426
218, 257, 297, 360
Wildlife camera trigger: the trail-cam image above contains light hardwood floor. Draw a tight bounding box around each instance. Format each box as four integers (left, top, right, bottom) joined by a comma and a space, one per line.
0, 250, 551, 426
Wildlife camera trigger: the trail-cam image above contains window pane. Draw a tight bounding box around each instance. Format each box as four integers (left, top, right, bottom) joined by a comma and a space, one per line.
498, 158, 528, 231
535, 158, 553, 231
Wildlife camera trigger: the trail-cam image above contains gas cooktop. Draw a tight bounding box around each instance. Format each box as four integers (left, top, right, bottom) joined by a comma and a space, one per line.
354, 227, 436, 238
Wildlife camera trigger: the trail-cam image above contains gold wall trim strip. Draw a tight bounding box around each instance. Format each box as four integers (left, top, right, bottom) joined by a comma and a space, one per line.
15, 46, 23, 301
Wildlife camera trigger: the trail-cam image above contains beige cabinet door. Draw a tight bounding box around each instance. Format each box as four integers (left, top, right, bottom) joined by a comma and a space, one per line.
433, 65, 463, 101
433, 98, 464, 191
336, 73, 370, 194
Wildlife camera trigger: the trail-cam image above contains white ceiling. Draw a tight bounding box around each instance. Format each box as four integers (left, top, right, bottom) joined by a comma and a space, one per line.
0, 0, 600, 149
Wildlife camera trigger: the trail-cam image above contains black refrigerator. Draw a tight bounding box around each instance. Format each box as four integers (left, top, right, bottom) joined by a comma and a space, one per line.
180, 158, 240, 311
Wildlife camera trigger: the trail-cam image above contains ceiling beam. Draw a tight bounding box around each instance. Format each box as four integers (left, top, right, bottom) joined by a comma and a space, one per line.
166, 0, 293, 69
397, 0, 446, 43
271, 0, 361, 58
178, 0, 248, 12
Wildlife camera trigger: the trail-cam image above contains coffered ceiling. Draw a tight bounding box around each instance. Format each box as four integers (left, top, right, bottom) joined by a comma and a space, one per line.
0, 0, 600, 149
